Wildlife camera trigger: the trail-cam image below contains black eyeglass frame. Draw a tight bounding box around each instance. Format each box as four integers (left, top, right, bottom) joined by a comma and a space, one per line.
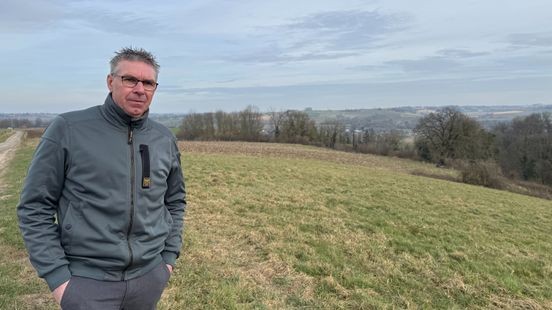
112, 74, 159, 91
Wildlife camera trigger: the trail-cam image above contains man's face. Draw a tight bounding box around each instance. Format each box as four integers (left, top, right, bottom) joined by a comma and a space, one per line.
107, 60, 157, 118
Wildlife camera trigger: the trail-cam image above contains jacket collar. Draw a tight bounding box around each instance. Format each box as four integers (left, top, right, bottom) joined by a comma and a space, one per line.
100, 93, 149, 129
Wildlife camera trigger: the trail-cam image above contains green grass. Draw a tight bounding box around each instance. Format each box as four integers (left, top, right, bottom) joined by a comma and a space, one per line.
1, 141, 551, 309
0, 129, 14, 143
0, 140, 58, 309
160, 150, 552, 309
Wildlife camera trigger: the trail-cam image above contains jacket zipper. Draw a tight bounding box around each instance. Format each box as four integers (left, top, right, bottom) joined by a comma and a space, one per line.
123, 125, 135, 279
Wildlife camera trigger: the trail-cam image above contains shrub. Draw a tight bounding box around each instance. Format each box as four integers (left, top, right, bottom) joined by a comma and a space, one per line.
458, 160, 505, 189
25, 128, 44, 139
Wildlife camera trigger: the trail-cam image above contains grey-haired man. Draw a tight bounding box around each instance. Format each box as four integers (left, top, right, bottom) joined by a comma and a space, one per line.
17, 47, 186, 309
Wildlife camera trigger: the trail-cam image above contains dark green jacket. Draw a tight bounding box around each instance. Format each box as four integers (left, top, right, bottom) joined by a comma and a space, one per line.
17, 94, 186, 291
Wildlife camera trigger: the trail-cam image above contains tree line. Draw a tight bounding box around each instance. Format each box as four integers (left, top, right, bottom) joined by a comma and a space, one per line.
177, 107, 408, 151
177, 106, 552, 189
177, 106, 265, 141
0, 118, 49, 128
414, 107, 552, 188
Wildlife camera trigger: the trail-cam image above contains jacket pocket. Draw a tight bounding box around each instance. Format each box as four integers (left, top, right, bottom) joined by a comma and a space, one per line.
60, 277, 75, 308
60, 201, 78, 252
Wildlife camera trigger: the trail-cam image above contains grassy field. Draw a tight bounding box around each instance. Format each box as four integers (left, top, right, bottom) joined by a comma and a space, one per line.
0, 139, 54, 309
1, 140, 551, 309
0, 129, 14, 143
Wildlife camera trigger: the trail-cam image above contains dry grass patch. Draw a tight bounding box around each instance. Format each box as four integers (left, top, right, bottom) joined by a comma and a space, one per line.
182, 141, 552, 201
180, 140, 458, 179
489, 295, 548, 310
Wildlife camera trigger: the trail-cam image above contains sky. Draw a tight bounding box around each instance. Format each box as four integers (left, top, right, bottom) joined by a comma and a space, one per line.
1, 0, 551, 114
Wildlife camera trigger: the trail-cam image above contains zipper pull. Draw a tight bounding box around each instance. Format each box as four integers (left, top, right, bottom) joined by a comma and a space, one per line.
128, 127, 133, 144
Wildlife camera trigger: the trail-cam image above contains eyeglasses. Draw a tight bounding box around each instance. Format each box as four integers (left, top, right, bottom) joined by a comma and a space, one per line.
112, 74, 158, 91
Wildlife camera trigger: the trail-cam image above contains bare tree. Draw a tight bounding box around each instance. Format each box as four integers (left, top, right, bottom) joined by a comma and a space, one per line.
414, 107, 491, 165
493, 112, 552, 184
268, 108, 287, 141
280, 111, 318, 144
318, 120, 345, 148
214, 110, 239, 140
238, 105, 263, 141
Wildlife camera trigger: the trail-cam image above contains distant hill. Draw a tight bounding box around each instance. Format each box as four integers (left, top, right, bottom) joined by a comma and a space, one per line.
0, 113, 186, 129
3, 104, 551, 130
304, 104, 552, 132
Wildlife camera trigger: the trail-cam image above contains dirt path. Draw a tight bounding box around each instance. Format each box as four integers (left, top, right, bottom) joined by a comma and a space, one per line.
0, 130, 25, 180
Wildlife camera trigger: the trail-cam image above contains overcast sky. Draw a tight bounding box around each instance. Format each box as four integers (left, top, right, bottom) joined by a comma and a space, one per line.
1, 0, 551, 113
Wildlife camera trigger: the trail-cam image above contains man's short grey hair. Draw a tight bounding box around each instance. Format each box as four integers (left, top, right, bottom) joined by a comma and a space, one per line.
110, 47, 160, 78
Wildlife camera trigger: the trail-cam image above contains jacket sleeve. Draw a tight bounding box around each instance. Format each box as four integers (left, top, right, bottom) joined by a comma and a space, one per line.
17, 116, 72, 291
161, 138, 186, 266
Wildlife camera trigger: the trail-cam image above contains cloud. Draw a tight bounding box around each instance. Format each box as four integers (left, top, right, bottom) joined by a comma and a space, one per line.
382, 48, 487, 73
508, 32, 552, 47
155, 75, 552, 112
496, 54, 552, 74
0, 0, 171, 36
378, 47, 552, 82
226, 9, 410, 64
63, 6, 169, 36
386, 56, 460, 74
228, 50, 359, 64
349, 48, 487, 74
0, 0, 64, 32
437, 49, 488, 58
287, 10, 402, 33
285, 10, 409, 49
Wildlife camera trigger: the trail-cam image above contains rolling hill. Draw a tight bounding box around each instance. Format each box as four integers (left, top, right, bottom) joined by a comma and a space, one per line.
0, 139, 550, 309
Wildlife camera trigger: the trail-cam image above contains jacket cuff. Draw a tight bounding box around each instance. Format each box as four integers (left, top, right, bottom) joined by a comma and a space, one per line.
44, 265, 72, 291
161, 251, 178, 266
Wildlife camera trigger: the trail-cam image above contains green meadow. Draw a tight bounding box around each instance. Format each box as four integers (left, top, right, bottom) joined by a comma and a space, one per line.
0, 140, 551, 309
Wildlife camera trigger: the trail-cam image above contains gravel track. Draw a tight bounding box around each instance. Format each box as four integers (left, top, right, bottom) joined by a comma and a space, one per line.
0, 130, 24, 178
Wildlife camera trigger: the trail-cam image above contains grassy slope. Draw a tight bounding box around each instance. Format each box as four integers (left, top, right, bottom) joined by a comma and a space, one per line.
161, 146, 552, 309
1, 141, 551, 309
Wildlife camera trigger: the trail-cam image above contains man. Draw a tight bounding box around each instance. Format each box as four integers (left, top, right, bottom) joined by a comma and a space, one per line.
17, 47, 186, 309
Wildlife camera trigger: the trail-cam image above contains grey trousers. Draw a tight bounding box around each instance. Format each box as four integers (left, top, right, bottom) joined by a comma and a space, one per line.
60, 262, 171, 310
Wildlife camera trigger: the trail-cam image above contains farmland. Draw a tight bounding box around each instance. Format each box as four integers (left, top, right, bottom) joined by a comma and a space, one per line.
1, 139, 551, 309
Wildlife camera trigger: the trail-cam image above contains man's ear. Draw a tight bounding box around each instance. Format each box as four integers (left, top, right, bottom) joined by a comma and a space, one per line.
107, 74, 114, 92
